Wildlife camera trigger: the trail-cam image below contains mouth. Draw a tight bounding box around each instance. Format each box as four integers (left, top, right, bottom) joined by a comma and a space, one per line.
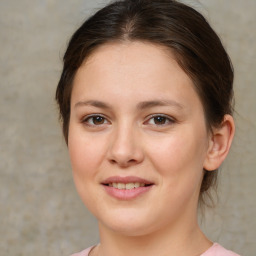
101, 176, 154, 200
103, 182, 152, 190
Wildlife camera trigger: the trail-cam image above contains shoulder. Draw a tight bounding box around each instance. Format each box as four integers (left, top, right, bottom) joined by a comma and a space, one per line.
70, 246, 94, 256
201, 243, 241, 256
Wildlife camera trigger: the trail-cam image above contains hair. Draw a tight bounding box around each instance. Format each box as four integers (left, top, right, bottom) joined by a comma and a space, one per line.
56, 0, 234, 206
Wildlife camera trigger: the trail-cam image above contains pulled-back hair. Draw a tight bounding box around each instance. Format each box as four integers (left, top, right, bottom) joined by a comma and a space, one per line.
56, 0, 234, 205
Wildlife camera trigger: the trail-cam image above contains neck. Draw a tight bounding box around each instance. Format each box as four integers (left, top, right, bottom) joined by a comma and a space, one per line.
95, 217, 212, 256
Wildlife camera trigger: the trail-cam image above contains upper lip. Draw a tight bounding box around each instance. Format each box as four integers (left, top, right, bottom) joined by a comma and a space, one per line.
101, 176, 154, 185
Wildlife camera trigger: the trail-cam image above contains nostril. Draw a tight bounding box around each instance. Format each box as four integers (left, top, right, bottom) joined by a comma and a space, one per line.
109, 158, 138, 168
128, 159, 136, 163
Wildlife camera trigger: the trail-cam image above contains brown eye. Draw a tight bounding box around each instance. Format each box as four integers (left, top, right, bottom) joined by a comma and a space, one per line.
153, 116, 167, 125
92, 116, 105, 125
84, 115, 108, 126
146, 115, 174, 126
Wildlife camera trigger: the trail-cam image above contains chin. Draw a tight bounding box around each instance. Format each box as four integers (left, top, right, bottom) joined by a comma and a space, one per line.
97, 209, 159, 237
104, 221, 154, 237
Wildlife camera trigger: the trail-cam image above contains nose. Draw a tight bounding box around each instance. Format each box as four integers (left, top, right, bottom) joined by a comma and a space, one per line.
107, 124, 144, 168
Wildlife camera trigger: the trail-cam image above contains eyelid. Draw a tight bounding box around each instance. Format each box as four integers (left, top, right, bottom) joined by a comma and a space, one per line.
81, 114, 111, 126
144, 114, 175, 126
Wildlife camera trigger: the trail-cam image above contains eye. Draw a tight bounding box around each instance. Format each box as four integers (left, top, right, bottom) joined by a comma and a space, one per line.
146, 115, 174, 126
82, 115, 109, 126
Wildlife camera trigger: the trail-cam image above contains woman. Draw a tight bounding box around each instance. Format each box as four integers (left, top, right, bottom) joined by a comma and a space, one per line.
56, 0, 239, 255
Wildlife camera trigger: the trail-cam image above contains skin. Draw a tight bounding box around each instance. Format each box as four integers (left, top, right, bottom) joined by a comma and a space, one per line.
68, 41, 235, 256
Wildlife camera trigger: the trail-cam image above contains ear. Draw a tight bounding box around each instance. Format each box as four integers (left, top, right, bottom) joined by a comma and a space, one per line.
203, 114, 235, 171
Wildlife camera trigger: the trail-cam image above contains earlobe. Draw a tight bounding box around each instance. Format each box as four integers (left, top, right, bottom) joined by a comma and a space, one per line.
203, 115, 235, 171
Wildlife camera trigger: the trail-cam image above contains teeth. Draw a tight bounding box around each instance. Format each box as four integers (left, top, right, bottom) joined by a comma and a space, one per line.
117, 183, 125, 189
110, 182, 147, 189
134, 182, 140, 188
125, 183, 134, 189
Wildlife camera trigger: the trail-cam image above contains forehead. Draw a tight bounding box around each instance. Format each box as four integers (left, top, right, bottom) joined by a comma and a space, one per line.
75, 41, 193, 86
71, 41, 201, 111
83, 41, 179, 74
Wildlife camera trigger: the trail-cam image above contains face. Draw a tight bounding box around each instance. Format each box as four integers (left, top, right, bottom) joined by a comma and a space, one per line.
68, 41, 211, 236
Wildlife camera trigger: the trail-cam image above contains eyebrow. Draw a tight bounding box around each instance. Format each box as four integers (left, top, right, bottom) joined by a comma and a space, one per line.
74, 100, 111, 109
137, 100, 184, 110
74, 99, 184, 110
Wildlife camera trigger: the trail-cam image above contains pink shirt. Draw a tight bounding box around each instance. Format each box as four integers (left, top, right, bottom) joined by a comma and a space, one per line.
71, 243, 240, 256
201, 243, 240, 256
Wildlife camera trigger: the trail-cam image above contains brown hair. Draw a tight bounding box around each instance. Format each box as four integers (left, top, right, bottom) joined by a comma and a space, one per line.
56, 0, 234, 205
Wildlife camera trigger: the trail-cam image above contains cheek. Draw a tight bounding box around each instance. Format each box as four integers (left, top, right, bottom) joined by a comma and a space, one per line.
146, 132, 207, 210
68, 127, 105, 178
145, 128, 207, 181
68, 129, 106, 211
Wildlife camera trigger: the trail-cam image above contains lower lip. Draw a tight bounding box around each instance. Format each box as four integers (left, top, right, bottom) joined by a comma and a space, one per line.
103, 185, 153, 200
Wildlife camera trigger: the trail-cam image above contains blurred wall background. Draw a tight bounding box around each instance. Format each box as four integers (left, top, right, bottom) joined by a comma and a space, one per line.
0, 0, 255, 255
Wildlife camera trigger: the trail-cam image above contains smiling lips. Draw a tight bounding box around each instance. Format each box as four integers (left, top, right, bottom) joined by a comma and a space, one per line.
102, 176, 154, 200
109, 182, 147, 189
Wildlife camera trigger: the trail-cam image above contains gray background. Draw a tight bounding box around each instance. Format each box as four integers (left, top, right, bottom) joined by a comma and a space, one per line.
0, 0, 255, 255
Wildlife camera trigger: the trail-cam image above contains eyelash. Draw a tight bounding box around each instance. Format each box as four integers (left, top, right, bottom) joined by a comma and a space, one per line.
145, 114, 175, 126
81, 114, 175, 127
82, 114, 110, 127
